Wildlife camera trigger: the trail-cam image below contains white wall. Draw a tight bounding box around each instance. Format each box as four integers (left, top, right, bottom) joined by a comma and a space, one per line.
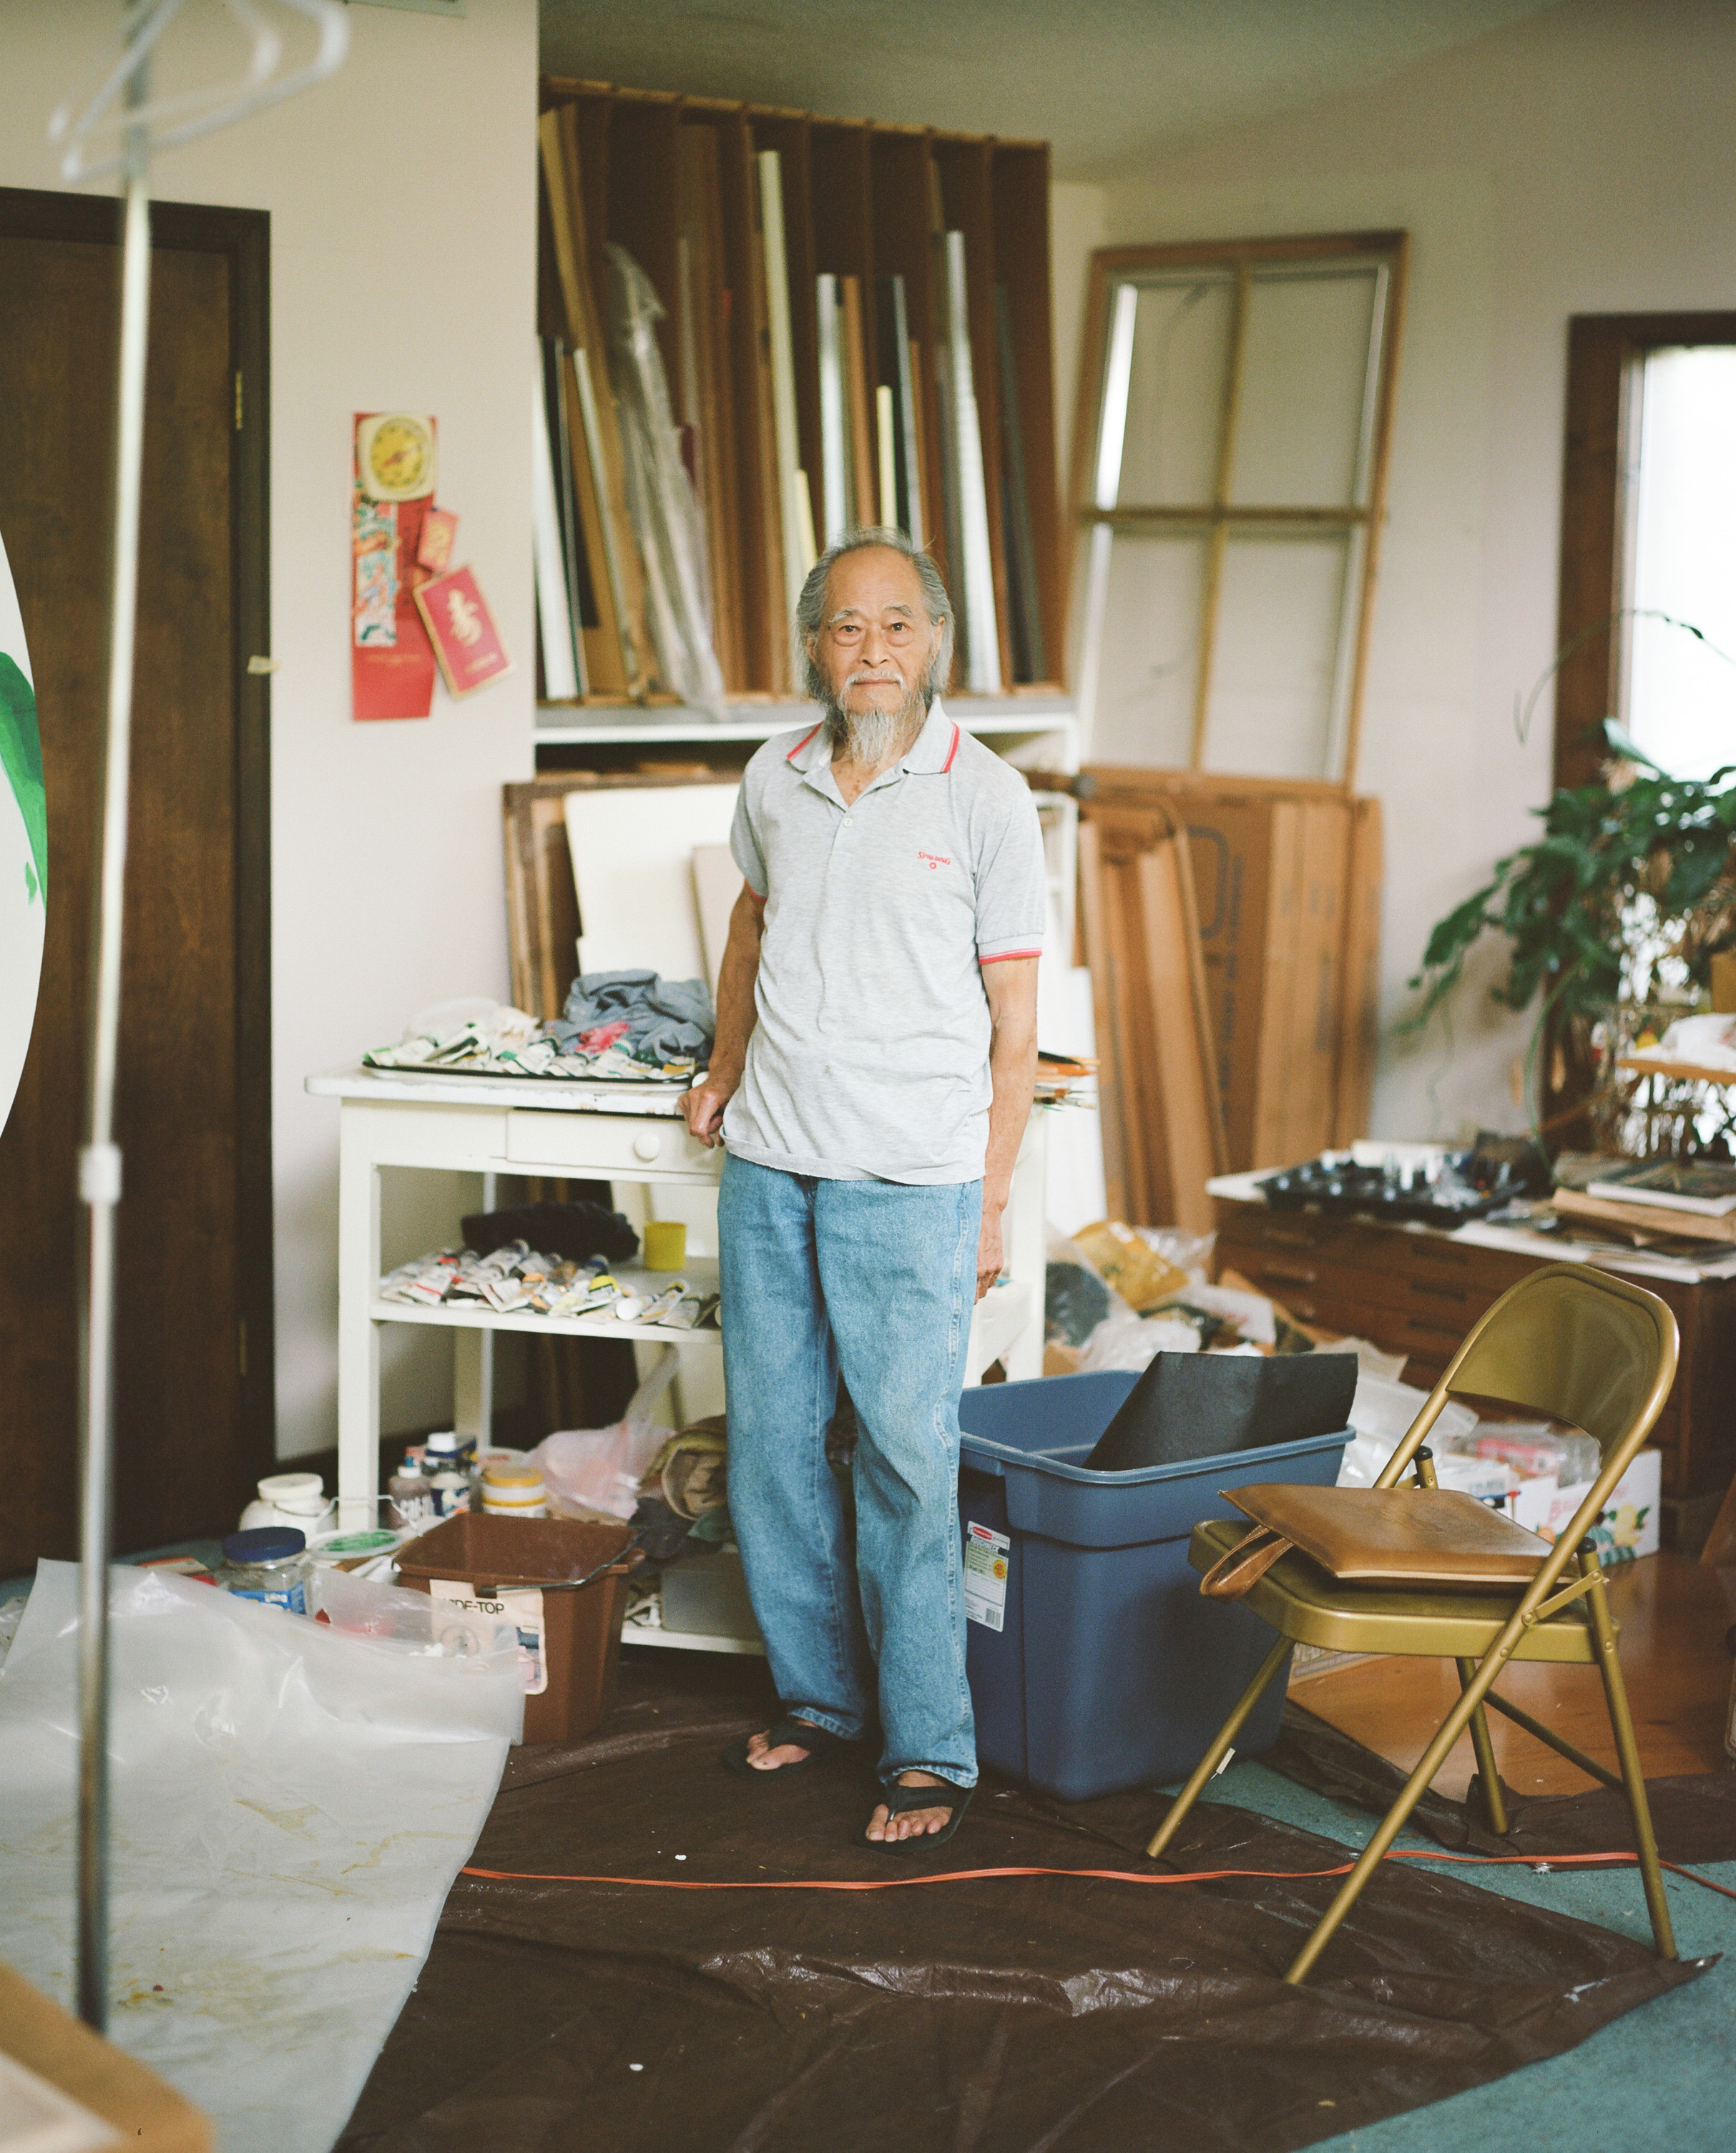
1055, 0, 1736, 1146
0, 0, 539, 1456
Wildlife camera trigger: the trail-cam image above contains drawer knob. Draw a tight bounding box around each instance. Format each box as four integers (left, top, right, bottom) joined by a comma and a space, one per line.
632, 1131, 662, 1162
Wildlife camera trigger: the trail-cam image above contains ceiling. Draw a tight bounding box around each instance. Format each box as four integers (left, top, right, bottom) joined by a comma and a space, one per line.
539, 0, 1563, 177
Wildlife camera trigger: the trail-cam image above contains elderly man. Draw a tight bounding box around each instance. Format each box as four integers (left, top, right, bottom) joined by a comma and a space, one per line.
681, 528, 1044, 1850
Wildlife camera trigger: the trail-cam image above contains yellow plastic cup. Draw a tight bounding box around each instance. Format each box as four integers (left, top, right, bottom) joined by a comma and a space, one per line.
642, 1219, 687, 1271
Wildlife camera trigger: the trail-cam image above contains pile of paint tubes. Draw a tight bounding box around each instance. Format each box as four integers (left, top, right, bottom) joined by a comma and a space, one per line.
379, 1238, 717, 1330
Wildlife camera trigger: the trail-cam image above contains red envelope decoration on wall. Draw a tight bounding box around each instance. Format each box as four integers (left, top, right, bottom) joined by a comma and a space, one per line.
413, 565, 511, 700
352, 411, 438, 720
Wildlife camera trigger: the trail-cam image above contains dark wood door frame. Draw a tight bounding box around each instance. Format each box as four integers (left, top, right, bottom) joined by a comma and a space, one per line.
0, 184, 275, 1491
1554, 311, 1736, 793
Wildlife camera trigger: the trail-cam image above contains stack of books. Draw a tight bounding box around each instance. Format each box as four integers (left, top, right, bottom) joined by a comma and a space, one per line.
1550, 1157, 1736, 1244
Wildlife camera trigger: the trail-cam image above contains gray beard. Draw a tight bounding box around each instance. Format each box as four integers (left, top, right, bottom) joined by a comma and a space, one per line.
826, 688, 928, 770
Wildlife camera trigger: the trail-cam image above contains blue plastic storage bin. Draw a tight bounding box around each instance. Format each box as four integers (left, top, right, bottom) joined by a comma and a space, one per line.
956, 1368, 1350, 1803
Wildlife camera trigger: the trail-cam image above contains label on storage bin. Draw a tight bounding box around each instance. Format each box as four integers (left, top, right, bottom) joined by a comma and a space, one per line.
427, 1579, 548, 1694
963, 1523, 1011, 1632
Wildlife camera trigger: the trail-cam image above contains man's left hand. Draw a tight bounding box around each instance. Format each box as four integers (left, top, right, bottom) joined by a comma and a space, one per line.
976, 1201, 1006, 1303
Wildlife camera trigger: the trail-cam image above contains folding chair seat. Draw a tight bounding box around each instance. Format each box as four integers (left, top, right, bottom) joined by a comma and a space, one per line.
1146, 1262, 1679, 1985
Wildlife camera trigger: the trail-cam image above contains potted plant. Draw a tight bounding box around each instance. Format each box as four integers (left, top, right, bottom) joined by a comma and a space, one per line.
1406, 721, 1736, 1154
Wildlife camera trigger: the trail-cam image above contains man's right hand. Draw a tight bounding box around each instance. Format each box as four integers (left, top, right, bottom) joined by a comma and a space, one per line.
681, 1069, 739, 1147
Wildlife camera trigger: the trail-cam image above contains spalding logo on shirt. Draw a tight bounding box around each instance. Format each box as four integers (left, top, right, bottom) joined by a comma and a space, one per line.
917, 850, 951, 871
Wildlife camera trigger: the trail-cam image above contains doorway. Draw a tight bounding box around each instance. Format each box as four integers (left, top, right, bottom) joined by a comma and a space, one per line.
0, 186, 272, 1573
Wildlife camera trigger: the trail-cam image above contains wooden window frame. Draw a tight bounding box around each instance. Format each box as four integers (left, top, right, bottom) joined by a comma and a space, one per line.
1554, 312, 1736, 792
1069, 230, 1408, 787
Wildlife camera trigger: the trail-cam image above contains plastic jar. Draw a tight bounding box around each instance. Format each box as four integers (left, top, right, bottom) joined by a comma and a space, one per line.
481, 1463, 548, 1518
426, 1466, 472, 1519
388, 1457, 436, 1530
239, 1471, 336, 1539
214, 1528, 310, 1614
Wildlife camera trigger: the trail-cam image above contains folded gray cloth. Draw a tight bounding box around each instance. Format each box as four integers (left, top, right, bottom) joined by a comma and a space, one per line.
549, 968, 715, 1067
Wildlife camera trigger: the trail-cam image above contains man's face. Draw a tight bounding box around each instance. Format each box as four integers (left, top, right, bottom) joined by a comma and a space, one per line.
808, 547, 943, 720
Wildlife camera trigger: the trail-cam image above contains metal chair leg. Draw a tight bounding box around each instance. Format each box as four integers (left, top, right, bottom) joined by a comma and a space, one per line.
1456, 1658, 1509, 1834
1579, 1547, 1677, 1960
1283, 1617, 1533, 1984
1146, 1637, 1291, 1858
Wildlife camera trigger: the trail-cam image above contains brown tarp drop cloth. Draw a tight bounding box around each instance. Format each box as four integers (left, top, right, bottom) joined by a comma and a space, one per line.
1270, 1700, 1736, 1865
338, 1659, 1712, 2153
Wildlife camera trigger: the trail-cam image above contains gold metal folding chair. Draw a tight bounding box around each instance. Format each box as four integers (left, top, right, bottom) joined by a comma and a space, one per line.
1147, 1262, 1679, 1985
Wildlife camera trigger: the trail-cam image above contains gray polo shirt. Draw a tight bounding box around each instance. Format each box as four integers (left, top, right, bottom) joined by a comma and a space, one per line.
722, 698, 1046, 1184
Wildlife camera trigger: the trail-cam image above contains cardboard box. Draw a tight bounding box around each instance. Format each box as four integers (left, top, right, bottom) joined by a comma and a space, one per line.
1506, 1446, 1662, 1562
0, 1963, 210, 2153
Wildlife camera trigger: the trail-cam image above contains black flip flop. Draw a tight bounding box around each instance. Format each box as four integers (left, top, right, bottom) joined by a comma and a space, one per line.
721, 1712, 856, 1778
862, 1781, 974, 1853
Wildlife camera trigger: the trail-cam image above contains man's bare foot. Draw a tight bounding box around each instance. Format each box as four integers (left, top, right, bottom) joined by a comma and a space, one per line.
865, 1770, 956, 1841
744, 1717, 825, 1772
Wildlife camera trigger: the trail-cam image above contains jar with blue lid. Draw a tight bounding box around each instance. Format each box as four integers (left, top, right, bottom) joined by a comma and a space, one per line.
215, 1527, 310, 1614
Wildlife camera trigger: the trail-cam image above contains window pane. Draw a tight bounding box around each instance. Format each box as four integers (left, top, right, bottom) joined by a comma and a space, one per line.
1627, 345, 1736, 781
1229, 268, 1378, 508
1204, 535, 1353, 778
1115, 274, 1235, 507
1089, 533, 1207, 765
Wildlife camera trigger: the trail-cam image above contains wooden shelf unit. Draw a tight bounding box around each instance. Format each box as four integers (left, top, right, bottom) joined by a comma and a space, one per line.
539, 76, 1066, 701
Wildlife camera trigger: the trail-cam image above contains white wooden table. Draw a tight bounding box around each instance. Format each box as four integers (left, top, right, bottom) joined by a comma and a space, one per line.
307, 1065, 1047, 1539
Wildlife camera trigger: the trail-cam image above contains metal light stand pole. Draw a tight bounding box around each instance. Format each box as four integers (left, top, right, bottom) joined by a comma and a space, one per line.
52, 0, 348, 2034
76, 47, 152, 2036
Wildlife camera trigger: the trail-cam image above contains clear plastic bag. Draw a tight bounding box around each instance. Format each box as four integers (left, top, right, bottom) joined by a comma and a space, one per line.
606, 245, 726, 717
531, 1344, 681, 1521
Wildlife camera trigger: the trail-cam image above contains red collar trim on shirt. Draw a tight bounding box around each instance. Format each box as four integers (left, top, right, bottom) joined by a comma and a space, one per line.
940, 722, 961, 773
787, 722, 824, 763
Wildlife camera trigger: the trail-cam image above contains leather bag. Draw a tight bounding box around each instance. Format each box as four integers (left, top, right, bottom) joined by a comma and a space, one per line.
1198, 1483, 1551, 1599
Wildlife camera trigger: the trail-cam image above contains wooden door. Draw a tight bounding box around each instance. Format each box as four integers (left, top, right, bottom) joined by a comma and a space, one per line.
0, 189, 272, 1574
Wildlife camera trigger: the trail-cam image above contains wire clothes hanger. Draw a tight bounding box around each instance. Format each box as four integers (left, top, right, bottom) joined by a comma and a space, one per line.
49, 0, 349, 2036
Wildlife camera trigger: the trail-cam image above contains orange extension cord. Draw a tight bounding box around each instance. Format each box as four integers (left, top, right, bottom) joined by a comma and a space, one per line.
463, 1850, 1736, 1901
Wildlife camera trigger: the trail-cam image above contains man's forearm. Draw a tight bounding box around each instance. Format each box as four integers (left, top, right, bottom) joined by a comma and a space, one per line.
981, 1007, 1038, 1210
710, 891, 763, 1082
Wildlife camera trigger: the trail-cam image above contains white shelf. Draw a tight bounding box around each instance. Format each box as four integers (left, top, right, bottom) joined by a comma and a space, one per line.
535, 693, 1076, 750
370, 1268, 1031, 1365
623, 1619, 766, 1656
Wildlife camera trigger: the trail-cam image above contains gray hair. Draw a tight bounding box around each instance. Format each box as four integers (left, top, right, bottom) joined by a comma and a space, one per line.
794, 526, 955, 704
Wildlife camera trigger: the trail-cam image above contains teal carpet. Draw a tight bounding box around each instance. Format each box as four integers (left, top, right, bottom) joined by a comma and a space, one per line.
1194, 1756, 1735, 2153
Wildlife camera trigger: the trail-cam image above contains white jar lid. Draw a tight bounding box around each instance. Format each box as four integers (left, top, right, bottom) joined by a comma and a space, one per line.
258, 1472, 323, 1504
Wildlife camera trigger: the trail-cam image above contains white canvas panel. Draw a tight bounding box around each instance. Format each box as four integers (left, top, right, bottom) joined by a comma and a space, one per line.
1117, 273, 1234, 508
564, 783, 739, 982
1205, 534, 1353, 778
0, 521, 43, 1145
1088, 533, 1207, 766
1230, 267, 1378, 507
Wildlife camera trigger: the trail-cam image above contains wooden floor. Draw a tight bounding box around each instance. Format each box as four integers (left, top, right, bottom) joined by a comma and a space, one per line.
1289, 1552, 1736, 1799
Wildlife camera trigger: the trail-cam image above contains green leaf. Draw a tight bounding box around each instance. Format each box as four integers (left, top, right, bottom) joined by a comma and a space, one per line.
0, 654, 45, 902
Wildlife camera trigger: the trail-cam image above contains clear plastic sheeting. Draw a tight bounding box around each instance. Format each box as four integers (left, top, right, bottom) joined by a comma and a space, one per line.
606, 244, 727, 717
0, 1561, 521, 2153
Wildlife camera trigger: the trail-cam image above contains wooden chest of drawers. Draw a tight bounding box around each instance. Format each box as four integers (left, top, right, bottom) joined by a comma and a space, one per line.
1214, 1197, 1736, 1519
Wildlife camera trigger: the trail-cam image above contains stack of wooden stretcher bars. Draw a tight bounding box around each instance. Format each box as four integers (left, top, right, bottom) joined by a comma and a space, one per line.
1061, 764, 1383, 1234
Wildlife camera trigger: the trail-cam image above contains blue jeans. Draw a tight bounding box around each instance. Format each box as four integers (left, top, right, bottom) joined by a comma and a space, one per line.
717, 1153, 982, 1790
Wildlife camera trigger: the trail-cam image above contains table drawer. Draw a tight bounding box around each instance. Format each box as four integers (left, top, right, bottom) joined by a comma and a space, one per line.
503, 1111, 720, 1176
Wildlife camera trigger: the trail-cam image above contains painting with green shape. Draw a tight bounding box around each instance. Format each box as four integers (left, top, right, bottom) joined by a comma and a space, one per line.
0, 521, 44, 1140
